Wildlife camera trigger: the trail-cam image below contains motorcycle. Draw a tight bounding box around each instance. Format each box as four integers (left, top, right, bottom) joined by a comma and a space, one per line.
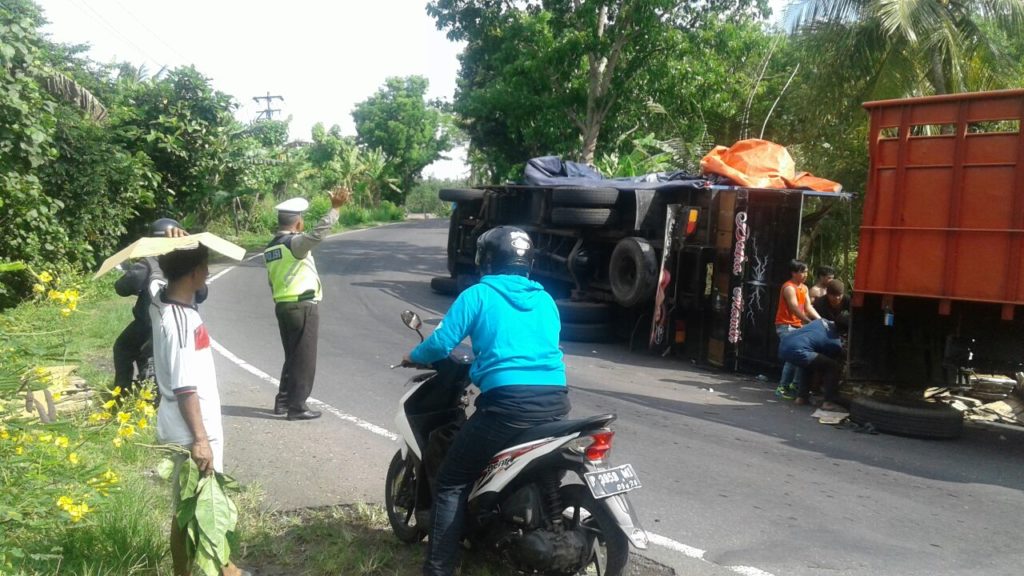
386, 310, 648, 575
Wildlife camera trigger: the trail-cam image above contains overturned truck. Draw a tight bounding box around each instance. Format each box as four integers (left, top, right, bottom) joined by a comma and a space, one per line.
435, 156, 846, 372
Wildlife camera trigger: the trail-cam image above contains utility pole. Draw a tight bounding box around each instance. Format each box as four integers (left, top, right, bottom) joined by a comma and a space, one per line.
252, 91, 283, 121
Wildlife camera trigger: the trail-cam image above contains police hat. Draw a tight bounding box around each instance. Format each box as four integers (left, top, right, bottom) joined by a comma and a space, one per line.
275, 198, 309, 214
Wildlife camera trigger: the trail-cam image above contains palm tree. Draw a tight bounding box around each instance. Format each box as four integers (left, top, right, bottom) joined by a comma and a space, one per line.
784, 0, 1024, 95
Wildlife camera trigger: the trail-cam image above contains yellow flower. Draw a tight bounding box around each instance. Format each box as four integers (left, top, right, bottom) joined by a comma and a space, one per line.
67, 502, 90, 522
142, 404, 156, 418
55, 436, 69, 449
52, 391, 62, 401
68, 452, 79, 465
32, 283, 45, 294
102, 469, 119, 484
15, 446, 24, 455
60, 308, 71, 317
139, 388, 154, 401
64, 289, 79, 303
47, 289, 65, 303
37, 271, 53, 283
0, 429, 8, 441
57, 496, 73, 510
116, 412, 130, 424
67, 300, 78, 311
118, 424, 136, 438
37, 433, 53, 443
112, 437, 123, 448
102, 399, 116, 410
111, 386, 122, 398
137, 418, 148, 429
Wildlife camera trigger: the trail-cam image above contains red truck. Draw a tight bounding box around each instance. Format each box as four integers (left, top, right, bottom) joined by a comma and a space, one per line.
847, 89, 1024, 438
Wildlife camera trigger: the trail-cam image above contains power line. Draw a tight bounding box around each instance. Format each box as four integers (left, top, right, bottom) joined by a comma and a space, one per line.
108, 0, 191, 64
67, 0, 166, 68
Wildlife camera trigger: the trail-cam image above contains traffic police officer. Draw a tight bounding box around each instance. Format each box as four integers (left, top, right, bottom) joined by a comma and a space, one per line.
264, 189, 349, 420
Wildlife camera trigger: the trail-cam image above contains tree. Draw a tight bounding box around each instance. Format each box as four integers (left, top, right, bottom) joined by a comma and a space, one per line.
351, 76, 455, 196
785, 0, 1024, 96
429, 0, 768, 175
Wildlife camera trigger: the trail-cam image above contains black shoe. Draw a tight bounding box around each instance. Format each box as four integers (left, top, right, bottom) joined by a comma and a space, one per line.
274, 403, 288, 415
287, 409, 322, 421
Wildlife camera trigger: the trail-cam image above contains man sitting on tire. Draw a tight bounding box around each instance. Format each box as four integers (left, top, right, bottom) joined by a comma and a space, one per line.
778, 312, 849, 411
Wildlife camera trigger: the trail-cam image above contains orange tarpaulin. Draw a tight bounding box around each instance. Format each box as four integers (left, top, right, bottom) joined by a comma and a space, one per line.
700, 139, 842, 193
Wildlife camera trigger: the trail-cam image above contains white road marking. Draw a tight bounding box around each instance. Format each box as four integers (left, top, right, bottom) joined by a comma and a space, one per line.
207, 220, 778, 576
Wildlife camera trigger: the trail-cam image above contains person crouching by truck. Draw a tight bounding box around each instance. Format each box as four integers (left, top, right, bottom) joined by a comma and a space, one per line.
773, 259, 820, 400
778, 313, 848, 411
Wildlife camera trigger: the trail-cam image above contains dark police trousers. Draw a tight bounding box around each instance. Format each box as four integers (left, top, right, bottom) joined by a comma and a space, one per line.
423, 409, 561, 576
274, 300, 320, 412
113, 319, 149, 393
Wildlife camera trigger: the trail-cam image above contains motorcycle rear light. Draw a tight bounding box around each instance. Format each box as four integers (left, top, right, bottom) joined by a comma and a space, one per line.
585, 431, 614, 462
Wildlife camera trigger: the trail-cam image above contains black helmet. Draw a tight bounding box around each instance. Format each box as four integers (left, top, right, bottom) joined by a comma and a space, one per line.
150, 218, 182, 237
475, 226, 533, 276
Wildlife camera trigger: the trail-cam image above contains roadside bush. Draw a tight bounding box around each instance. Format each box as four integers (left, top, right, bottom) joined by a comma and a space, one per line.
371, 200, 406, 222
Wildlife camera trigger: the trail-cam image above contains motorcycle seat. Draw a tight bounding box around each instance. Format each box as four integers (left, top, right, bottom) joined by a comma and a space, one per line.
512, 413, 616, 444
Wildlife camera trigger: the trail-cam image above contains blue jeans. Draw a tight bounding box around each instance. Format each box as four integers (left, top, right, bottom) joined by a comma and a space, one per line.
776, 325, 803, 390
423, 410, 541, 576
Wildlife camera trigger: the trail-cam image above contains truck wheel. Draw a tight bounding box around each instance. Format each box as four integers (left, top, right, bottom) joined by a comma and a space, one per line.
550, 208, 618, 227
609, 237, 658, 308
556, 299, 612, 324
430, 276, 459, 296
551, 186, 620, 207
850, 396, 964, 439
561, 322, 613, 343
439, 188, 486, 202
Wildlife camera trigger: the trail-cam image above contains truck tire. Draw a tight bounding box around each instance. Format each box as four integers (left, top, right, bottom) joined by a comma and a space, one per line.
556, 299, 612, 324
551, 186, 619, 207
430, 276, 459, 296
550, 207, 618, 227
439, 188, 486, 202
849, 396, 964, 439
609, 237, 658, 308
560, 322, 613, 343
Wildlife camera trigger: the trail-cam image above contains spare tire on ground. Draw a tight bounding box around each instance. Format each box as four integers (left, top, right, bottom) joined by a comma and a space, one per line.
550, 208, 618, 227
429, 276, 459, 296
439, 188, 486, 202
608, 237, 658, 308
556, 299, 612, 324
551, 187, 620, 207
560, 322, 613, 343
849, 396, 964, 439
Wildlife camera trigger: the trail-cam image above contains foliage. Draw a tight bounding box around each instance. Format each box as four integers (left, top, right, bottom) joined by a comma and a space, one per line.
406, 179, 467, 216
0, 269, 153, 572
429, 0, 770, 178
352, 76, 456, 198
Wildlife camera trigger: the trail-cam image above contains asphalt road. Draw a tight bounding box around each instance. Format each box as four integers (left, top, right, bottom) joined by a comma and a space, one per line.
201, 218, 1024, 576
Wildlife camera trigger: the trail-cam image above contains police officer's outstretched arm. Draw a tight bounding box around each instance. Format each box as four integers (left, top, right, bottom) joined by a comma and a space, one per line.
289, 188, 350, 259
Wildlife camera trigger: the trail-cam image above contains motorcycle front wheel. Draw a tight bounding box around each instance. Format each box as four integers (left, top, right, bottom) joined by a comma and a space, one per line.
556, 484, 630, 576
385, 450, 427, 543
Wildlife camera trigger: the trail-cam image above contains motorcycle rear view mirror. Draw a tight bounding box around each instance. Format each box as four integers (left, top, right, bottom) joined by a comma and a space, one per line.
401, 310, 424, 341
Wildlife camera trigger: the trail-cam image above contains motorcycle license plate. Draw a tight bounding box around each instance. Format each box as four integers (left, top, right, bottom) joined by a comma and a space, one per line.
584, 464, 641, 499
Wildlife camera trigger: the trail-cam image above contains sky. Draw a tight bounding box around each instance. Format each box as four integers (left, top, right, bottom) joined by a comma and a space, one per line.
35, 0, 469, 179
34, 1, 794, 180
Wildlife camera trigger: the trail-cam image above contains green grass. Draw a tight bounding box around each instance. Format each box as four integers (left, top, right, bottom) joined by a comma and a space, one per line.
1, 225, 527, 576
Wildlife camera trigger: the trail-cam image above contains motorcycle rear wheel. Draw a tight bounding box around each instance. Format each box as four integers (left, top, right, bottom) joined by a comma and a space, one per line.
556, 484, 630, 576
385, 450, 427, 543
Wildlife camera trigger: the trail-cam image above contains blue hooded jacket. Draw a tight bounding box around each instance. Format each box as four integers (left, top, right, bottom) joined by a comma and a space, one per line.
410, 274, 565, 393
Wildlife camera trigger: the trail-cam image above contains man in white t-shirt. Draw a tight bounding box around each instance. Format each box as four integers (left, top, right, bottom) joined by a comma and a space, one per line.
150, 245, 247, 576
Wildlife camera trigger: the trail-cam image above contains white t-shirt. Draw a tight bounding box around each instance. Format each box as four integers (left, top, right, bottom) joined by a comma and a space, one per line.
149, 281, 224, 471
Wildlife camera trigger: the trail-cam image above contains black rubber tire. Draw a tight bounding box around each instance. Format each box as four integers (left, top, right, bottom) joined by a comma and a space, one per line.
456, 273, 479, 292
850, 396, 964, 439
561, 322, 613, 343
557, 484, 630, 576
556, 299, 612, 324
385, 451, 427, 543
550, 208, 618, 228
439, 188, 486, 202
430, 276, 459, 296
551, 187, 620, 207
608, 237, 658, 308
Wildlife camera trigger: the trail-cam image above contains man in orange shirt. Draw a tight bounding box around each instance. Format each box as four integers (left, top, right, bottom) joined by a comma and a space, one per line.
774, 259, 820, 402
